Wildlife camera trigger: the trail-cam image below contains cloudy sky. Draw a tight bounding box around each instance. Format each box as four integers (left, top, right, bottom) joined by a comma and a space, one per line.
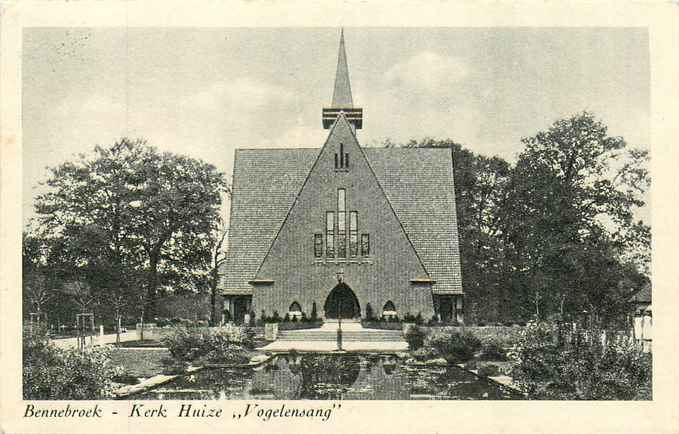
23, 27, 649, 224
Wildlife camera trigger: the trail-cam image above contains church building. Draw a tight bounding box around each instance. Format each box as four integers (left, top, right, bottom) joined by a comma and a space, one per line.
220, 31, 464, 324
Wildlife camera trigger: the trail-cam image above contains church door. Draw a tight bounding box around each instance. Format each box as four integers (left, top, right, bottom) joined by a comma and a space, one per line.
324, 283, 360, 319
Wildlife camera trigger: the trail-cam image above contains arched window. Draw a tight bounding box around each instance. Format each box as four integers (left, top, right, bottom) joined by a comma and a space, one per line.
289, 301, 302, 320
382, 301, 397, 320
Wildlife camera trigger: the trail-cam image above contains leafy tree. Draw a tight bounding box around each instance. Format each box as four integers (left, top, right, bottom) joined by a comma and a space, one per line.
383, 111, 649, 326
23, 272, 52, 320
503, 112, 650, 324
33, 138, 228, 319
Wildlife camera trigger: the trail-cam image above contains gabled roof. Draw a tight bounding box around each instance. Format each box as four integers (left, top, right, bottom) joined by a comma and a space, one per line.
629, 282, 651, 304
220, 145, 463, 295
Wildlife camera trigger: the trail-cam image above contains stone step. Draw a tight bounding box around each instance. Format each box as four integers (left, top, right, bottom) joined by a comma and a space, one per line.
277, 330, 405, 342
277, 336, 405, 342
278, 331, 402, 338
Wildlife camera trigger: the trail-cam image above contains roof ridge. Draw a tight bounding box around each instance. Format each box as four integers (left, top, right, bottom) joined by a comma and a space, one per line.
236, 147, 320, 151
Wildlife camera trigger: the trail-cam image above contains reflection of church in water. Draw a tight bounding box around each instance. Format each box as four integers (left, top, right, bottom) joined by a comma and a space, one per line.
249, 355, 410, 400
220, 30, 464, 324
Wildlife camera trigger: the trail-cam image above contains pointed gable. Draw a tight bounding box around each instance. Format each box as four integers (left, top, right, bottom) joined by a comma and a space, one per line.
220, 146, 464, 295
253, 114, 430, 287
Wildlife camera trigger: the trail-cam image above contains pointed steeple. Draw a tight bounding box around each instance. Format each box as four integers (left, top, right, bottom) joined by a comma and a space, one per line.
331, 29, 353, 108
323, 29, 363, 130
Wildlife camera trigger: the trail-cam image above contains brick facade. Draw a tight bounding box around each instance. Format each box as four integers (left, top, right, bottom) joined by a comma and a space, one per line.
253, 116, 433, 319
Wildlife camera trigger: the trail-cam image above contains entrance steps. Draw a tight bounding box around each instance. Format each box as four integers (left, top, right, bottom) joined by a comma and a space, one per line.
277, 328, 404, 342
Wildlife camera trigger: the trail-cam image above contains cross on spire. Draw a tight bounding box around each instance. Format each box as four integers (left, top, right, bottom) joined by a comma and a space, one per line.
322, 29, 363, 130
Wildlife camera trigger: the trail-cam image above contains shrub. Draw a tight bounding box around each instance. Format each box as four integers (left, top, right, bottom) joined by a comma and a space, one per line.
415, 313, 424, 325
279, 321, 323, 331
365, 303, 374, 321
23, 330, 121, 399
160, 325, 253, 364
477, 364, 500, 378
428, 331, 482, 363
479, 339, 508, 361
361, 320, 402, 330
311, 302, 318, 321
405, 325, 427, 350
412, 346, 437, 361
283, 313, 290, 322
161, 325, 207, 361
511, 322, 652, 400
272, 311, 281, 323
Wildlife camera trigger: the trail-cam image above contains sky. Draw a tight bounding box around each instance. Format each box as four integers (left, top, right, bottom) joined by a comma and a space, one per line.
22, 27, 650, 225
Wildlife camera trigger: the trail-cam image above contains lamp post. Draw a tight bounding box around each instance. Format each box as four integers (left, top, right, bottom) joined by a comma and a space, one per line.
336, 269, 344, 351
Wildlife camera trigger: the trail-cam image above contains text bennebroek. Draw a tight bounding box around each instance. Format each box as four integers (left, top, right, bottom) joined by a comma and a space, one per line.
24, 404, 103, 418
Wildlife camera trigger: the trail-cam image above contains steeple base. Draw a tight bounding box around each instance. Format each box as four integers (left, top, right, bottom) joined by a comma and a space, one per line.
322, 108, 363, 129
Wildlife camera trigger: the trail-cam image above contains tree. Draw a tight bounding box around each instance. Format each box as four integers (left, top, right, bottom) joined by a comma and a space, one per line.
23, 272, 52, 320
208, 221, 230, 326
502, 112, 650, 324
33, 138, 228, 319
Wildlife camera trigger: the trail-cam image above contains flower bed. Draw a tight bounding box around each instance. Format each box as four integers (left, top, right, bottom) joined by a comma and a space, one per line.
278, 321, 324, 331
428, 326, 524, 348
361, 320, 403, 330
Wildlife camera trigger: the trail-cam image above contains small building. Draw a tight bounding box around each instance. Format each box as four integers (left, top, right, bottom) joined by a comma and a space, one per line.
219, 31, 464, 324
629, 282, 652, 352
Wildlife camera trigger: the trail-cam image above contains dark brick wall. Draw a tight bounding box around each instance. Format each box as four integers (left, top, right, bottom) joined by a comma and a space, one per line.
253, 117, 435, 319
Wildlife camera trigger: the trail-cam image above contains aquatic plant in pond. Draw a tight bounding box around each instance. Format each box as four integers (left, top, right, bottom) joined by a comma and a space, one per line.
135, 354, 522, 400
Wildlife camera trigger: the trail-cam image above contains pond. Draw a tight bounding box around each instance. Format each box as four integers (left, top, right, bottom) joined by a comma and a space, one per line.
135, 354, 523, 400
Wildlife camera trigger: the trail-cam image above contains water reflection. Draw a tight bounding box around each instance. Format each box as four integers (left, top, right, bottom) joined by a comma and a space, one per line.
137, 354, 521, 400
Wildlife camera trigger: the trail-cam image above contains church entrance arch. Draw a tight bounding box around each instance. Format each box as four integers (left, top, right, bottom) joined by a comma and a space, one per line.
323, 283, 360, 319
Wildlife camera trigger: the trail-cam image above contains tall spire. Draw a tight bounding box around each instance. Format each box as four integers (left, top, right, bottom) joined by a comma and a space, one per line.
331, 29, 353, 108
323, 29, 363, 130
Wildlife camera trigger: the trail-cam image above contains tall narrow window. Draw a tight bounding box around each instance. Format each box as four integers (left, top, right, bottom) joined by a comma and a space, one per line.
337, 189, 346, 257
326, 212, 335, 257
361, 233, 370, 256
334, 144, 349, 171
314, 234, 323, 258
349, 211, 358, 257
